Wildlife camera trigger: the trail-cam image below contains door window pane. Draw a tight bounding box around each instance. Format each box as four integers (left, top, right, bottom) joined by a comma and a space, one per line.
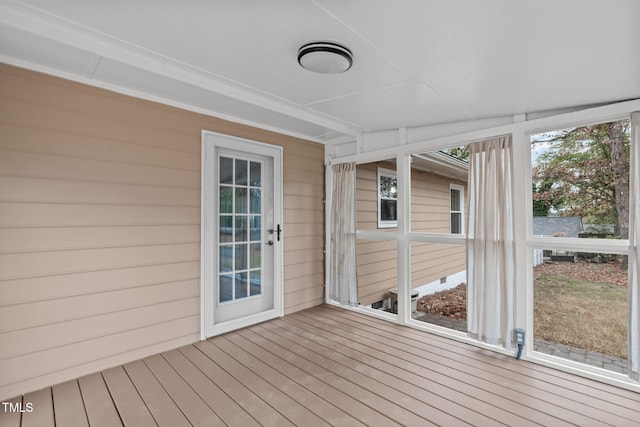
235, 188, 247, 213
219, 187, 233, 213
250, 243, 261, 269
250, 161, 261, 186
219, 216, 233, 243
235, 216, 247, 242
220, 157, 233, 184
235, 272, 248, 299
250, 189, 261, 214
250, 270, 261, 296
250, 216, 261, 241
235, 159, 248, 186
219, 274, 233, 302
219, 246, 232, 273
235, 244, 247, 270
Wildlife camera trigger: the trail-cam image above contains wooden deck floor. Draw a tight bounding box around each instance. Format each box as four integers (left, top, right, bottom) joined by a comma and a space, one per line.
2, 305, 639, 426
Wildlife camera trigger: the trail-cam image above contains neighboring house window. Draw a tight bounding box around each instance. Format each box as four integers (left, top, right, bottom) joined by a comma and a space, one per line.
378, 168, 397, 228
450, 184, 464, 234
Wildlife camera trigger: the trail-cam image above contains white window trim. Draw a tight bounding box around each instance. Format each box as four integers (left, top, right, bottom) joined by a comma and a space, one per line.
377, 167, 398, 228
450, 183, 465, 235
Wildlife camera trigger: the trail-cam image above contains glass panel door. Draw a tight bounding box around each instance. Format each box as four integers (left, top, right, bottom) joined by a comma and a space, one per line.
201, 131, 282, 338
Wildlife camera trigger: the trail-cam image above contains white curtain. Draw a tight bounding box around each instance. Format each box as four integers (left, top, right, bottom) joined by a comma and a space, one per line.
466, 135, 516, 349
629, 112, 640, 381
329, 162, 358, 306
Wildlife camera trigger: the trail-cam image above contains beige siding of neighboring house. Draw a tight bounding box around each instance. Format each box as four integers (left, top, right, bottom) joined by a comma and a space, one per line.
410, 167, 466, 288
356, 162, 466, 306
0, 64, 324, 400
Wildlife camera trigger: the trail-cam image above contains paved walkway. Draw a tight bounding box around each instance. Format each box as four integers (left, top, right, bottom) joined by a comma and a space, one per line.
413, 312, 628, 375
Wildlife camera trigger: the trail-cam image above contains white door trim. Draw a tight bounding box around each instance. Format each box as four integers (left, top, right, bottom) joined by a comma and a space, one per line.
200, 130, 283, 339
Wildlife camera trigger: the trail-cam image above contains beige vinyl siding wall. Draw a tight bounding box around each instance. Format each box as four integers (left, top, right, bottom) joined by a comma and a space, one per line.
0, 64, 324, 400
355, 162, 465, 306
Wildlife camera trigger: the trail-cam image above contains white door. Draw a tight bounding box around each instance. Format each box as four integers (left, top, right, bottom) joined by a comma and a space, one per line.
201, 131, 283, 338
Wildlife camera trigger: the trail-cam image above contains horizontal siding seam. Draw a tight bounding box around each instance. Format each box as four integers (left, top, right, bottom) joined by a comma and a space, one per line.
0, 326, 200, 389
0, 100, 200, 148
0, 288, 199, 334
0, 274, 200, 309
284, 272, 324, 281
0, 224, 199, 230
0, 200, 200, 208
0, 222, 201, 229
0, 240, 201, 256
0, 117, 201, 156
0, 298, 200, 361
0, 143, 199, 173
0, 259, 200, 282
0, 173, 199, 191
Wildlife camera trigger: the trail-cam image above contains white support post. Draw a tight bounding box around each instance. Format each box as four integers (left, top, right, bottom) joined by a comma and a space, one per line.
396, 151, 411, 324
512, 129, 531, 355
324, 154, 333, 304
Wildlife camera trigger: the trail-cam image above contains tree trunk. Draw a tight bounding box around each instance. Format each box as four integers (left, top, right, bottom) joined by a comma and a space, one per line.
608, 121, 629, 268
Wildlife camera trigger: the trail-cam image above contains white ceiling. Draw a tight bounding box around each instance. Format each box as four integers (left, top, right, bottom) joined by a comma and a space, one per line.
1, 0, 639, 144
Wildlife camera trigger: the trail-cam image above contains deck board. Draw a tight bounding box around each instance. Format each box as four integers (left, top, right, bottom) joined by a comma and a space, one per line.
270, 316, 481, 426
314, 307, 640, 425
231, 328, 399, 427
77, 373, 122, 427
123, 359, 190, 427
312, 307, 634, 425
300, 308, 594, 425
21, 388, 53, 427
143, 353, 222, 427
51, 380, 89, 427
288, 311, 548, 426
0, 397, 22, 427
161, 349, 260, 427
215, 334, 364, 426
251, 322, 434, 426
3, 305, 640, 426
196, 340, 330, 426
178, 344, 293, 427
102, 365, 156, 427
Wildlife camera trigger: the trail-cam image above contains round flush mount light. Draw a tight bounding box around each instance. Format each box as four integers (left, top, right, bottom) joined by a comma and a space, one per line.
298, 42, 353, 74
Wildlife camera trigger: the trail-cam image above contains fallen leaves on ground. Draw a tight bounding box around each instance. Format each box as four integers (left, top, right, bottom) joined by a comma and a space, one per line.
415, 260, 627, 323
416, 283, 467, 320
533, 260, 628, 286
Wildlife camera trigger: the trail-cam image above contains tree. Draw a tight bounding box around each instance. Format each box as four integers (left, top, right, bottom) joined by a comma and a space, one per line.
443, 146, 469, 162
532, 182, 552, 216
531, 120, 630, 239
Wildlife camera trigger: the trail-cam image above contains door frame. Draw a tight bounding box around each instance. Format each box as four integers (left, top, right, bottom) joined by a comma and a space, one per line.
200, 130, 283, 339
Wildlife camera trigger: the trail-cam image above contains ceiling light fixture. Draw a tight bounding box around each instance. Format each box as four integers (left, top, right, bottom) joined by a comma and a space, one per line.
298, 42, 353, 74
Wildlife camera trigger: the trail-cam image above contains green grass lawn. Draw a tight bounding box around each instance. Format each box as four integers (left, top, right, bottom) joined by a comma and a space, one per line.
534, 268, 628, 359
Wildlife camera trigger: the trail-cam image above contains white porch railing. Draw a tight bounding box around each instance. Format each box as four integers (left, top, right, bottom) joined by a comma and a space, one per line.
533, 248, 544, 267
